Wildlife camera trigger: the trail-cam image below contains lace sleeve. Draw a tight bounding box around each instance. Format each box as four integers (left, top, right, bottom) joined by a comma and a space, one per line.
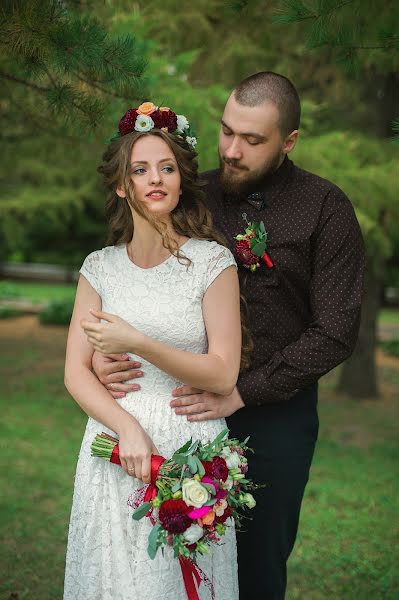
79, 250, 103, 295
205, 244, 237, 291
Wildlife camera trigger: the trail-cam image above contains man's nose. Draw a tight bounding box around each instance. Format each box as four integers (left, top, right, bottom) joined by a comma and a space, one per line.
224, 136, 243, 160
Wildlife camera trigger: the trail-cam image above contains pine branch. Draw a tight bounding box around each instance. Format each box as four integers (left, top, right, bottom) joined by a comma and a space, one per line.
0, 69, 49, 93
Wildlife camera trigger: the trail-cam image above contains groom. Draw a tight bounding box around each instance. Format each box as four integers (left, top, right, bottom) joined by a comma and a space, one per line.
93, 72, 365, 599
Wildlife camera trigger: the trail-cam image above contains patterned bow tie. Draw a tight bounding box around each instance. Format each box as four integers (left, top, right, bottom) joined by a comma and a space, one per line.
246, 191, 267, 210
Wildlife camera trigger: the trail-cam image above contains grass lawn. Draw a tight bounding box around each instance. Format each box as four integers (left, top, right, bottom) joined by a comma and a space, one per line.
0, 280, 76, 304
0, 316, 398, 599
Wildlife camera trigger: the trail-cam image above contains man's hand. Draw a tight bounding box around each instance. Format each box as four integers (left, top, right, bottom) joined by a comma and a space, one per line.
170, 386, 245, 421
92, 351, 143, 399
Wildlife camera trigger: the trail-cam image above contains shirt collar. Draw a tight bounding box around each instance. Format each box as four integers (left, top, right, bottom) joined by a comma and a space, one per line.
223, 156, 294, 211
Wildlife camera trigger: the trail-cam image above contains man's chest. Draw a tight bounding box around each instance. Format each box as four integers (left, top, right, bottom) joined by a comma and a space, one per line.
211, 199, 318, 285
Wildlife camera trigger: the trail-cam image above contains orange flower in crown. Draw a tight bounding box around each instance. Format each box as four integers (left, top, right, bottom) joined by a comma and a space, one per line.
137, 102, 157, 116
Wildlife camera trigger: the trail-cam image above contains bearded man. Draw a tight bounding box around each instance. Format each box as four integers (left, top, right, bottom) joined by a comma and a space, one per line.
92, 72, 365, 599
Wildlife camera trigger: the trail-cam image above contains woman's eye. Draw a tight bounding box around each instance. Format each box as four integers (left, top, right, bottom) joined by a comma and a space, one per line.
133, 168, 146, 175
162, 166, 175, 173
223, 128, 233, 136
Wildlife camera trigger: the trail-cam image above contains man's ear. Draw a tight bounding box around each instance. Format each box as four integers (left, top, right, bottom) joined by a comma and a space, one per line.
283, 130, 299, 155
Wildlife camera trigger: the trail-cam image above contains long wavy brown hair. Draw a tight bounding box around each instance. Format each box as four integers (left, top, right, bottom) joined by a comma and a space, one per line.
98, 129, 253, 371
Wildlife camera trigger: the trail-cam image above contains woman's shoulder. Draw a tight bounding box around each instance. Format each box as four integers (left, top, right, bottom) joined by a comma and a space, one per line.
186, 238, 234, 259
185, 239, 236, 275
83, 244, 124, 262
81, 244, 126, 273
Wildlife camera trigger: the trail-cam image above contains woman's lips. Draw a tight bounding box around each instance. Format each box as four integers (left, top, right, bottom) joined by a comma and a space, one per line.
146, 192, 167, 200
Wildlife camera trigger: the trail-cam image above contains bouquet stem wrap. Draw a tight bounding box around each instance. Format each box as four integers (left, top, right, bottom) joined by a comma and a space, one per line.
91, 433, 213, 600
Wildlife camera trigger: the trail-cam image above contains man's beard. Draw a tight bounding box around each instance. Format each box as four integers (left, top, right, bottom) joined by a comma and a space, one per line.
219, 152, 282, 197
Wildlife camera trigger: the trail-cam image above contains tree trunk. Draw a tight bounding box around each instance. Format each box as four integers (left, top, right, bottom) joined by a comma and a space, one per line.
337, 261, 383, 398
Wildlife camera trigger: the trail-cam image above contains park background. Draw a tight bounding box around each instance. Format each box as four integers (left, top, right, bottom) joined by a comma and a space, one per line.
0, 1, 398, 598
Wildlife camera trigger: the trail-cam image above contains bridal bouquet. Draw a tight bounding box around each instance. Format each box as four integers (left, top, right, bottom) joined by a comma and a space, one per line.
91, 428, 258, 599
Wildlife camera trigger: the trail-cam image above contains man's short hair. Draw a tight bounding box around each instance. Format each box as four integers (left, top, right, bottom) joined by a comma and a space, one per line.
234, 72, 301, 137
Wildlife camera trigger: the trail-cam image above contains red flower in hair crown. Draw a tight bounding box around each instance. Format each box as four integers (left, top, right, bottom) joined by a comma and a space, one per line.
234, 213, 274, 272
115, 102, 197, 149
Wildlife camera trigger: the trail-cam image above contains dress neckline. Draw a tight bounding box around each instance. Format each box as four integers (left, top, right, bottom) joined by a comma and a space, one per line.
123, 238, 193, 271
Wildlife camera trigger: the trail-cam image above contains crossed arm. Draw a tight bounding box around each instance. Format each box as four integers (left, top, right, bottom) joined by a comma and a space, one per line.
65, 266, 242, 478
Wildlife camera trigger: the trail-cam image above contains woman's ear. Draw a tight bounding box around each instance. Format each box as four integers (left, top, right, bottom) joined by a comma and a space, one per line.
116, 186, 126, 198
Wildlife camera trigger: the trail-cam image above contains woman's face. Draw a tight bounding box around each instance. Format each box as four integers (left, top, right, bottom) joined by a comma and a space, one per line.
124, 135, 182, 217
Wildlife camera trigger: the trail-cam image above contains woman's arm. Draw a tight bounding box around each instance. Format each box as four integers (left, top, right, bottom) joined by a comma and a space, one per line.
82, 266, 242, 396
65, 275, 158, 482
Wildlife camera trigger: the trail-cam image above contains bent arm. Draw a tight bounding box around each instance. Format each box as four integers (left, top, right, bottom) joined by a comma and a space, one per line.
238, 193, 365, 406
64, 276, 140, 435
135, 266, 242, 395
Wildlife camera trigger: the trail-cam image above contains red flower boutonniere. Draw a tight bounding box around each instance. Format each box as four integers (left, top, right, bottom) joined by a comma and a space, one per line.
234, 213, 274, 272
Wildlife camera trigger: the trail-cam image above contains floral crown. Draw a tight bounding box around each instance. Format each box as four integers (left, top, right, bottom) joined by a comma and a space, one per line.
116, 102, 197, 149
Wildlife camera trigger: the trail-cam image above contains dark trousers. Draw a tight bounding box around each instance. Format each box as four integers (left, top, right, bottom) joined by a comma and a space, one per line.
226, 384, 319, 600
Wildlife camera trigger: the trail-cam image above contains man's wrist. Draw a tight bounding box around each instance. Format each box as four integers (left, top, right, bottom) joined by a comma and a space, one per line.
233, 387, 245, 410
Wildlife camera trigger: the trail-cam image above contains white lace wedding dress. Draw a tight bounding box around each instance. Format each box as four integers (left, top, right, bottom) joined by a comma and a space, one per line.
63, 239, 239, 600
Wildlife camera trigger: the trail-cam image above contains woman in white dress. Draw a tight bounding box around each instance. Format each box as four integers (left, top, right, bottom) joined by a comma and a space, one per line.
63, 104, 244, 599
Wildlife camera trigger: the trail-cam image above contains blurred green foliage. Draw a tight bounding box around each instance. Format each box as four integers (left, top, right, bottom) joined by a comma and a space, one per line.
39, 298, 74, 325
1, 0, 398, 275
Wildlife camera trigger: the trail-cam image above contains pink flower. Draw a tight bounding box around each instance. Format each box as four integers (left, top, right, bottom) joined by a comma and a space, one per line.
201, 475, 219, 494
188, 506, 211, 520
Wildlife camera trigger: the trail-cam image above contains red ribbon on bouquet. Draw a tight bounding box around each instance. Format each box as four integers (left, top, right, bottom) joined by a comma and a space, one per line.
110, 443, 165, 486
109, 443, 213, 600
179, 557, 215, 600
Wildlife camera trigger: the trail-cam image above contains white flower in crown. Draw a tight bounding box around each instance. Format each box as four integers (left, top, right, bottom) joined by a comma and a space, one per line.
186, 136, 197, 148
177, 114, 189, 132
135, 114, 155, 132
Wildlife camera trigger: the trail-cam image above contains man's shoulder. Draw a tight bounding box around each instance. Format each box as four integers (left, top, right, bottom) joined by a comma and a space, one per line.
292, 162, 351, 207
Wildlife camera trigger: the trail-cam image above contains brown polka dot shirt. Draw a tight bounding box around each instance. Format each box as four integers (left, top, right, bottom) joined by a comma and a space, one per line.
201, 157, 366, 406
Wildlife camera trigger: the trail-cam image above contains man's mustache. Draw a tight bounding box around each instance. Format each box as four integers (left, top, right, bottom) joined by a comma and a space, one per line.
222, 158, 248, 171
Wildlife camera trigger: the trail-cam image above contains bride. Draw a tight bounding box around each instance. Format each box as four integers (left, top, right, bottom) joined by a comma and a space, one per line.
63, 103, 245, 599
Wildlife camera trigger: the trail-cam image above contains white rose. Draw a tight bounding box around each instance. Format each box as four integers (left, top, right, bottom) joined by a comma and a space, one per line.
176, 114, 189, 132
183, 523, 204, 544
182, 479, 209, 508
135, 114, 155, 132
225, 451, 242, 470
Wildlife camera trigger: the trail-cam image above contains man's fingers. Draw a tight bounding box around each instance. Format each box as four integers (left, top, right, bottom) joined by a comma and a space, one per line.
107, 382, 141, 393
187, 412, 215, 422
105, 353, 133, 362
170, 395, 202, 408
174, 402, 206, 416
172, 385, 203, 397
107, 369, 143, 383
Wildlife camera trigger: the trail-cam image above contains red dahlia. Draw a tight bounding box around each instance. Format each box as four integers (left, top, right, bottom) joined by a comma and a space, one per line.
234, 240, 258, 266
118, 109, 139, 136
160, 109, 178, 131
158, 499, 191, 533
203, 456, 229, 482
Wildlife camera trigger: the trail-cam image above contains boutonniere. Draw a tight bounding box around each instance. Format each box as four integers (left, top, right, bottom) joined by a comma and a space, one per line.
234, 213, 274, 272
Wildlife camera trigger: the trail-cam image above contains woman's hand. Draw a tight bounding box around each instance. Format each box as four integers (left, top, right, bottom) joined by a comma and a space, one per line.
81, 309, 145, 355
118, 419, 160, 483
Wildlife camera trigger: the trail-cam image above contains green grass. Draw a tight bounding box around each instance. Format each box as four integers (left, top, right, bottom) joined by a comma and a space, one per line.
0, 280, 76, 304
379, 308, 399, 325
0, 319, 398, 599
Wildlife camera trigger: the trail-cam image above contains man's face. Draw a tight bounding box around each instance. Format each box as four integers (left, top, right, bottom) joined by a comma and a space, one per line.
219, 93, 295, 195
